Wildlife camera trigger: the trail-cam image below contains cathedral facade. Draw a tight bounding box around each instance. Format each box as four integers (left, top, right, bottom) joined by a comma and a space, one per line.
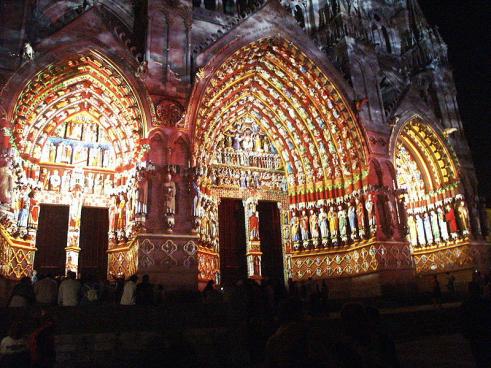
0, 0, 488, 293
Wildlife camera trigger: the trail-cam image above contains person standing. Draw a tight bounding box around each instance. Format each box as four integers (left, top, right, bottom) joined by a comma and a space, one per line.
136, 274, 154, 305
58, 271, 80, 307
34, 275, 58, 306
120, 275, 138, 305
8, 277, 34, 307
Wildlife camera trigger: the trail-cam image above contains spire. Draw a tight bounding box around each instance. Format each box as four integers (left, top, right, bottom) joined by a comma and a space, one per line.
406, 0, 428, 41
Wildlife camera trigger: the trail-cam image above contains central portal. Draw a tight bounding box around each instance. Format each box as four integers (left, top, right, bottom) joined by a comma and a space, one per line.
218, 199, 247, 285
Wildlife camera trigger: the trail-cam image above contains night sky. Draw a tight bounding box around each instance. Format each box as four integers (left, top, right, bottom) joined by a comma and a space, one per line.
419, 0, 491, 205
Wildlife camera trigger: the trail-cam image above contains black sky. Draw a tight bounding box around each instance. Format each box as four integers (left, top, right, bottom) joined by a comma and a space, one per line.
418, 0, 491, 204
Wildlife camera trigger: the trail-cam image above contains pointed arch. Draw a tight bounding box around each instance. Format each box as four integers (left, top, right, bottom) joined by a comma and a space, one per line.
192, 37, 369, 204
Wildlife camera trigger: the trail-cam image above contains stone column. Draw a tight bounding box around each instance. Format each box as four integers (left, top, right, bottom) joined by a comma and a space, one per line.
243, 197, 262, 280
65, 189, 84, 275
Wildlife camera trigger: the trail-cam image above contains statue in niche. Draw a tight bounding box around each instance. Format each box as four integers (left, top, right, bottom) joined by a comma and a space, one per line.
49, 170, 61, 192
356, 198, 366, 238
136, 171, 149, 215
61, 171, 70, 193
338, 205, 348, 242
28, 191, 39, 229
117, 193, 127, 231
162, 170, 176, 233
109, 195, 118, 233
73, 145, 88, 166
94, 174, 103, 195
437, 207, 449, 241
69, 189, 83, 229
61, 142, 73, 164
318, 207, 329, 243
309, 209, 319, 248
300, 210, 310, 245
365, 194, 377, 235
397, 196, 408, 235
290, 212, 301, 246
89, 147, 101, 167
241, 130, 253, 151
103, 175, 113, 195
47, 142, 57, 162
0, 163, 13, 204
445, 204, 458, 239
423, 212, 433, 244
85, 173, 94, 194
416, 213, 426, 246
249, 211, 260, 241
429, 209, 440, 243
407, 215, 418, 246
17, 188, 30, 228
348, 201, 357, 240
39, 168, 49, 189
457, 202, 470, 235
328, 206, 338, 244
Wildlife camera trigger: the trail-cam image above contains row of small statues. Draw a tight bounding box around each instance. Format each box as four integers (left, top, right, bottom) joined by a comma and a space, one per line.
289, 197, 377, 250
407, 201, 470, 247
214, 150, 282, 170
208, 167, 287, 191
36, 168, 114, 195
39, 140, 114, 168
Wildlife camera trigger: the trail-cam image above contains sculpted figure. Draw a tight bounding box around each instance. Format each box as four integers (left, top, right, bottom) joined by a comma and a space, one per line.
117, 194, 127, 231
347, 201, 357, 240
328, 206, 338, 244
445, 204, 458, 239
309, 209, 319, 247
28, 191, 39, 229
318, 207, 329, 242
355, 198, 366, 238
0, 164, 13, 204
430, 210, 441, 243
423, 212, 433, 244
365, 195, 377, 234
17, 189, 30, 228
457, 202, 470, 235
407, 215, 418, 247
338, 205, 348, 242
49, 170, 61, 191
416, 214, 426, 246
249, 211, 260, 241
290, 213, 301, 244
437, 207, 449, 241
300, 210, 310, 243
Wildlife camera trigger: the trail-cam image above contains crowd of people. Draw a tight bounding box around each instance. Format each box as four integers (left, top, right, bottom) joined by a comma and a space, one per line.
2, 272, 491, 367
6, 272, 163, 308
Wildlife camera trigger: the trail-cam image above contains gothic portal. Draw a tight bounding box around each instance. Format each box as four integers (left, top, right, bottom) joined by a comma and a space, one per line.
0, 0, 488, 294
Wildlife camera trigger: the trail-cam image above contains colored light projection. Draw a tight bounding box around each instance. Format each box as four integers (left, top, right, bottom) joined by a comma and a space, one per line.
395, 118, 469, 248
192, 37, 373, 281
0, 51, 147, 279
193, 37, 369, 204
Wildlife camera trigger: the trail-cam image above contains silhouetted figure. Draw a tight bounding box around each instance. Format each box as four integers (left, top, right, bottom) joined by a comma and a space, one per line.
58, 271, 80, 306
431, 275, 442, 308
29, 311, 55, 368
0, 321, 30, 368
80, 274, 100, 305
446, 272, 456, 296
202, 280, 220, 303
8, 277, 35, 307
34, 274, 58, 306
136, 274, 154, 305
460, 281, 491, 368
120, 275, 138, 305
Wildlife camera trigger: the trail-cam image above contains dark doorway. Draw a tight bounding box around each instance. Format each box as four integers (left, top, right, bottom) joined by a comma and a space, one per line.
258, 201, 284, 283
34, 204, 69, 276
79, 207, 109, 279
218, 199, 247, 285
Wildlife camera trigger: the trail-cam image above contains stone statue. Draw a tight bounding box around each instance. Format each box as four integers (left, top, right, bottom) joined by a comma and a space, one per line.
0, 164, 13, 204
17, 189, 30, 228
290, 213, 301, 247
162, 170, 176, 233
328, 206, 338, 244
407, 215, 418, 247
28, 191, 39, 229
423, 212, 433, 244
445, 204, 458, 239
437, 207, 449, 241
23, 42, 34, 60
355, 198, 366, 238
249, 211, 260, 241
117, 193, 127, 231
318, 207, 329, 243
309, 209, 319, 248
365, 194, 376, 235
347, 201, 357, 240
416, 214, 426, 246
457, 202, 470, 235
430, 210, 441, 243
338, 205, 348, 242
49, 169, 61, 191
300, 210, 310, 245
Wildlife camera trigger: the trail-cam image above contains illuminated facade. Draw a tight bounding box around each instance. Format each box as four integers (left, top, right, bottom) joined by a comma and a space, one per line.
0, 0, 488, 292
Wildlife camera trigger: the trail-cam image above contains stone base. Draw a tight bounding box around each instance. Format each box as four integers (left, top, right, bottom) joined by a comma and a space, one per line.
137, 233, 199, 291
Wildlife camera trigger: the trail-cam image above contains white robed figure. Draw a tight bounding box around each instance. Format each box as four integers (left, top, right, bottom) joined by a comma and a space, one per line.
423, 212, 433, 244
437, 207, 449, 241
416, 214, 426, 246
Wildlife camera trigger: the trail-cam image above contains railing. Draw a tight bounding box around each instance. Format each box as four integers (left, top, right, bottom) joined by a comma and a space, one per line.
107, 237, 139, 279
0, 224, 36, 280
